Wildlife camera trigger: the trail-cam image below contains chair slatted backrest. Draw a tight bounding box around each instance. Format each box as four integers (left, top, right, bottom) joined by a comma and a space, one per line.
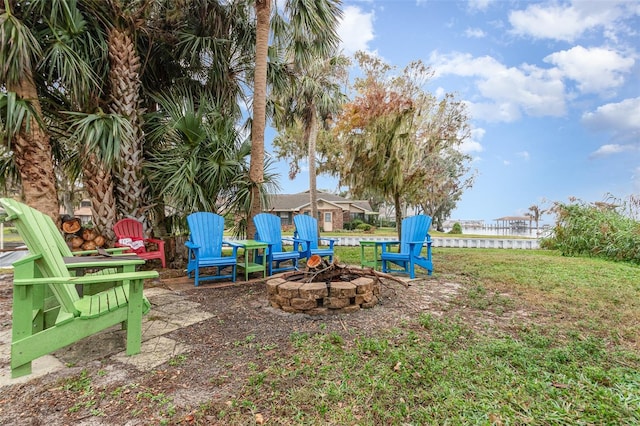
400, 215, 432, 256
114, 218, 147, 251
253, 213, 284, 252
45, 210, 76, 257
114, 218, 144, 239
186, 212, 225, 258
294, 214, 319, 250
1, 198, 80, 314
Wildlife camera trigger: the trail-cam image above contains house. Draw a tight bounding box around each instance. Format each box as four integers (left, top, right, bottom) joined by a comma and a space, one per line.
59, 199, 93, 224
265, 191, 377, 231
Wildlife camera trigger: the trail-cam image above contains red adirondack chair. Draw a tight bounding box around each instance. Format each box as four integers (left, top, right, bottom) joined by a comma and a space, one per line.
114, 218, 166, 268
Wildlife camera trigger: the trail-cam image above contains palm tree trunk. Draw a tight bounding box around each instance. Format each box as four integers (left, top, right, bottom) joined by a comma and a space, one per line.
107, 27, 147, 223
83, 154, 117, 242
8, 78, 59, 224
307, 108, 319, 238
247, 0, 271, 239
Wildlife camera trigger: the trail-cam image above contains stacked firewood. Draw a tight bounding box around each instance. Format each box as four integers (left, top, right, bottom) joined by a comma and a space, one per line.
61, 217, 106, 251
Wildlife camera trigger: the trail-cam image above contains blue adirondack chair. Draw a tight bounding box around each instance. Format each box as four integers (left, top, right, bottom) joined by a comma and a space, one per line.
380, 215, 433, 279
293, 214, 336, 263
253, 213, 301, 275
186, 212, 239, 286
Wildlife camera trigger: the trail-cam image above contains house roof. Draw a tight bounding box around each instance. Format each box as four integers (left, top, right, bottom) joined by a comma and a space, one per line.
494, 216, 531, 221
59, 206, 92, 217
266, 191, 375, 213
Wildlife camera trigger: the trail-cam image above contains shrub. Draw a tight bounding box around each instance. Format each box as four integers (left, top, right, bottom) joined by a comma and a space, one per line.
356, 223, 372, 232
542, 198, 640, 263
448, 222, 463, 234
344, 220, 364, 231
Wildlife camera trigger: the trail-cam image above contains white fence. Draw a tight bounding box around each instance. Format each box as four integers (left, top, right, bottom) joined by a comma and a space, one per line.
430, 237, 540, 249
316, 236, 540, 249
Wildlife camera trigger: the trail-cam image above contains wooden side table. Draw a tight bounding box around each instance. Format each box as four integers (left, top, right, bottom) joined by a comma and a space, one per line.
234, 240, 268, 281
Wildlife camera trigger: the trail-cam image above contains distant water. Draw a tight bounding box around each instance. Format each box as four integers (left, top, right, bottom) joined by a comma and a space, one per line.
442, 227, 550, 238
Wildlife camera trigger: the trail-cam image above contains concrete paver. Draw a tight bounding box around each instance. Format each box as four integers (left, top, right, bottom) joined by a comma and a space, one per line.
0, 286, 213, 388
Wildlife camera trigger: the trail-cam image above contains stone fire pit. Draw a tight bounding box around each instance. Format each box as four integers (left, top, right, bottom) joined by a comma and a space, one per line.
266, 271, 381, 315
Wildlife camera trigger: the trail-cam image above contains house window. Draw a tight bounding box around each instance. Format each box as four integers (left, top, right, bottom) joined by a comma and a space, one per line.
324, 212, 331, 223
277, 212, 292, 226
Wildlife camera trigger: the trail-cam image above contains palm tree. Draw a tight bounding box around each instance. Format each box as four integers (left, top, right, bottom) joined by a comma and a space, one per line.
0, 2, 60, 221
94, 1, 150, 223
144, 88, 278, 235
272, 54, 349, 223
64, 111, 132, 240
527, 204, 544, 232
1, 0, 115, 224
248, 0, 343, 239
247, 0, 271, 240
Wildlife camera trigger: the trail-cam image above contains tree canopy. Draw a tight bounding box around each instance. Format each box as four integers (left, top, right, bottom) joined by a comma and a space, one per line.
330, 51, 475, 235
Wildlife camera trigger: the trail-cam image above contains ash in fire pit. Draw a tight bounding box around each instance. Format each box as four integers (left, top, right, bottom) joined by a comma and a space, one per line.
266, 256, 384, 315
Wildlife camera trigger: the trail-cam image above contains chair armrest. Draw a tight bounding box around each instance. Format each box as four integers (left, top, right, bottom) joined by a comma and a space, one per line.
293, 238, 311, 250
318, 237, 337, 248
63, 256, 145, 269
145, 237, 164, 245
73, 247, 128, 256
14, 270, 159, 286
185, 241, 200, 249
287, 237, 309, 252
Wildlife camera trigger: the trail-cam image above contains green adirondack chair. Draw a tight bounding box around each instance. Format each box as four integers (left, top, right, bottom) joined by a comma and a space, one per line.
0, 198, 159, 378
36, 205, 139, 295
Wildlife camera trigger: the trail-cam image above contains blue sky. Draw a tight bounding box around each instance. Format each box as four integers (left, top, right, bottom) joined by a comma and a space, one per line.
268, 0, 640, 224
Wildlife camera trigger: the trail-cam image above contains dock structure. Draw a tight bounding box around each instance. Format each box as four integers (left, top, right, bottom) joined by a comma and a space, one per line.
494, 216, 533, 231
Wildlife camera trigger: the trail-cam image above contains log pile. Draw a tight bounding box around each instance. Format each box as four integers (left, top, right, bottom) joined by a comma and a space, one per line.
61, 216, 107, 251
303, 254, 407, 287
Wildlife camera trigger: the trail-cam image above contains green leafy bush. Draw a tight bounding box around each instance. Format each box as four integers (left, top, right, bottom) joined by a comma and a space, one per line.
541, 198, 640, 263
448, 222, 463, 234
356, 223, 372, 232
344, 220, 363, 231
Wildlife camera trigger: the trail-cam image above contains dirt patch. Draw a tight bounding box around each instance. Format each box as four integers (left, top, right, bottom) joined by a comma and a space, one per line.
0, 270, 527, 425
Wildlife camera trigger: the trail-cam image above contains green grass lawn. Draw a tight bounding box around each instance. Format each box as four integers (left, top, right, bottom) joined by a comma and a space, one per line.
211, 247, 640, 424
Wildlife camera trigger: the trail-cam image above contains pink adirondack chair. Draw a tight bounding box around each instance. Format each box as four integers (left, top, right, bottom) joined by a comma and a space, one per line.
114, 218, 166, 268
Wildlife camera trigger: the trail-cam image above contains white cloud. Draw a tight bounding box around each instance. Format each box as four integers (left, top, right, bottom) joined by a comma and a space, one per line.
590, 144, 637, 157
429, 52, 504, 79
544, 46, 635, 94
584, 98, 640, 152
464, 27, 486, 38
582, 97, 640, 138
460, 140, 484, 154
338, 6, 375, 55
431, 52, 566, 122
516, 151, 530, 161
508, 1, 636, 42
468, 0, 495, 11
465, 101, 522, 123
460, 127, 485, 154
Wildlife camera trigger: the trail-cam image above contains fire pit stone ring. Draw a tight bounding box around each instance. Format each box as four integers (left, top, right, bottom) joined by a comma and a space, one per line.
266, 273, 381, 315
